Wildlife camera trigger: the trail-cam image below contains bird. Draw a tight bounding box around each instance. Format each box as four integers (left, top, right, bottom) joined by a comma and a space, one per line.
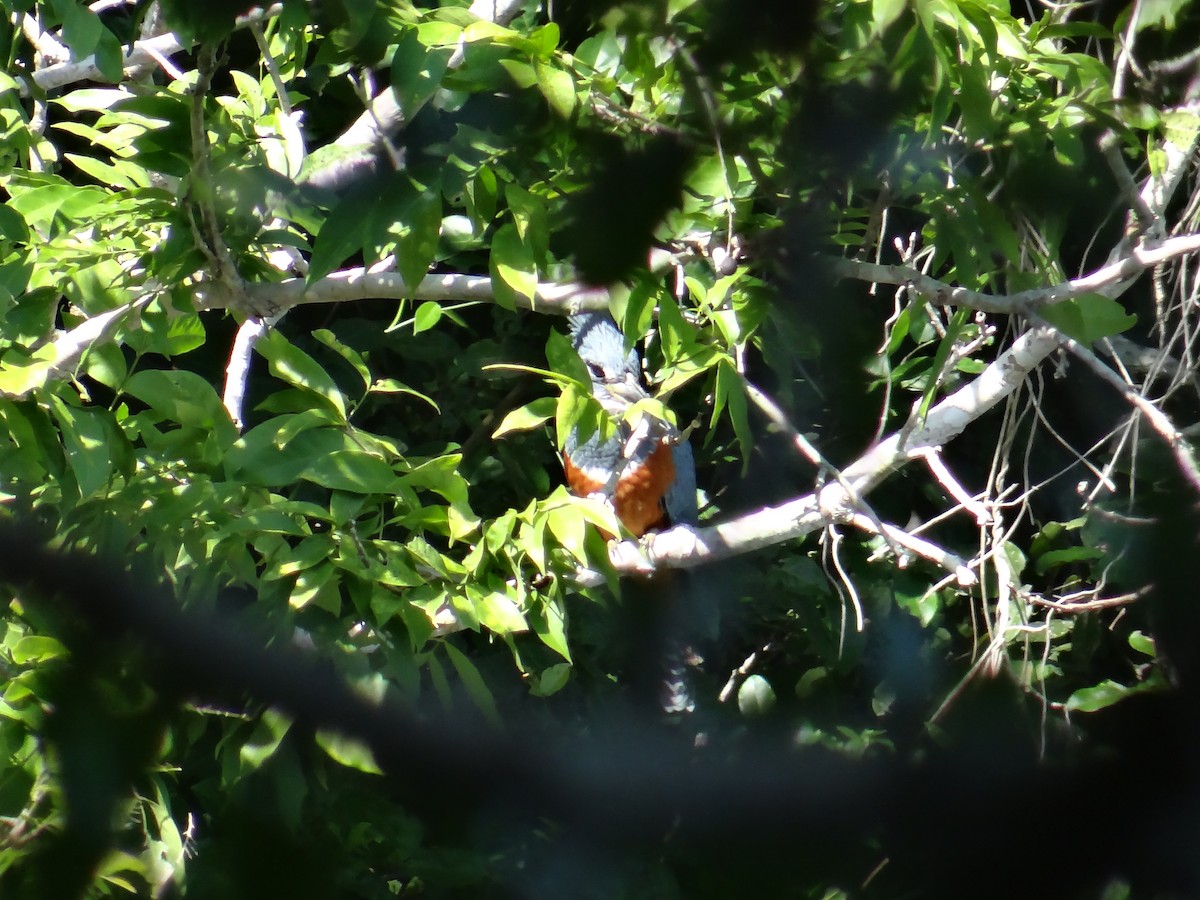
561, 312, 702, 715
562, 312, 697, 537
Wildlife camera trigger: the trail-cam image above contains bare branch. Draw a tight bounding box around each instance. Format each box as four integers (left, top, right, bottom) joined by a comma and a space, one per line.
1024, 588, 1149, 614
21, 5, 282, 95
222, 316, 273, 430
1100, 130, 1159, 234
846, 512, 976, 585
21, 13, 70, 65
742, 378, 908, 562
605, 326, 1065, 574
194, 269, 613, 315
833, 233, 1200, 314
917, 448, 992, 525
300, 0, 524, 191
0, 297, 154, 399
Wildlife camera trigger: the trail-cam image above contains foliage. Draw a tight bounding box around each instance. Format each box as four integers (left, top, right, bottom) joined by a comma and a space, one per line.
1, 0, 1199, 896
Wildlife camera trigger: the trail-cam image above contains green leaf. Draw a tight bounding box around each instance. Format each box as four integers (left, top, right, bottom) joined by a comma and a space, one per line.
289, 564, 341, 614
315, 729, 384, 775
1128, 630, 1156, 657
222, 508, 309, 539
1034, 545, 1104, 574
1039, 294, 1137, 343
92, 29, 124, 83
545, 327, 594, 399
307, 188, 370, 284
492, 396, 555, 438
392, 182, 442, 293
529, 598, 571, 661
312, 328, 372, 391
529, 663, 571, 697
795, 666, 829, 700
489, 222, 537, 309
257, 329, 347, 420
10, 635, 67, 664
63, 153, 148, 190
226, 419, 348, 486
49, 395, 113, 499
895, 584, 941, 627
0, 203, 30, 243
535, 62, 577, 118
51, 88, 130, 114
412, 301, 443, 335
158, 0, 247, 43
391, 28, 453, 116
302, 449, 400, 494
6, 179, 108, 232
269, 535, 337, 578
499, 59, 538, 89
53, 0, 100, 60
473, 590, 528, 636
122, 369, 234, 436
713, 359, 751, 472
872, 0, 908, 32
443, 642, 504, 729
546, 497, 615, 559
1134, 0, 1189, 31
165, 314, 207, 356
555, 384, 602, 451
369, 378, 440, 411
240, 708, 293, 769
1065, 679, 1136, 713
738, 674, 776, 716
527, 22, 561, 57
504, 184, 549, 259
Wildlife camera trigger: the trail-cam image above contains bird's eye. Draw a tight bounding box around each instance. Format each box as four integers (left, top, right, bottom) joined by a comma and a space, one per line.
585, 362, 605, 379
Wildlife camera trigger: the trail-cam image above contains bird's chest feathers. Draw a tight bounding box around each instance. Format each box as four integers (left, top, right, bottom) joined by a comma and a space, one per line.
564, 433, 676, 537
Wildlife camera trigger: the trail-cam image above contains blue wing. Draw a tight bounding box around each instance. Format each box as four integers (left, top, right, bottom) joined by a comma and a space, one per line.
664, 437, 698, 526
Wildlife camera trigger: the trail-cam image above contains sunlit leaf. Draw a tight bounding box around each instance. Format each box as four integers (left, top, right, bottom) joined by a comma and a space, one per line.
488, 222, 537, 308
257, 329, 348, 420
738, 674, 776, 716
492, 396, 556, 438
316, 729, 384, 775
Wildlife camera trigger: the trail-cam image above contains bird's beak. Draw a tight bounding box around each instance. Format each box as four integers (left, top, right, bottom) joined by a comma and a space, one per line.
605, 373, 649, 405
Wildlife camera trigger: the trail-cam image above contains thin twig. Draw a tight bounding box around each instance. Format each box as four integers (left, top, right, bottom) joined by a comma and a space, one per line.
917, 448, 992, 524
848, 513, 976, 585
1099, 131, 1159, 233
1027, 310, 1200, 494
741, 378, 907, 561
250, 21, 292, 116
1024, 588, 1148, 614
22, 5, 282, 95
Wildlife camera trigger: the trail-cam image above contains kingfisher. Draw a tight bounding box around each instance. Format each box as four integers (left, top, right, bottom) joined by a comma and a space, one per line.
561, 312, 702, 715
562, 312, 697, 536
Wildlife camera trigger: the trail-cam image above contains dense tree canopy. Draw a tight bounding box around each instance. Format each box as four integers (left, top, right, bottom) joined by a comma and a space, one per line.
2, 0, 1200, 896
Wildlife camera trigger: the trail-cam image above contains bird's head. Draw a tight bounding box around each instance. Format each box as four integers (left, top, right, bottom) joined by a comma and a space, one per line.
568, 313, 648, 409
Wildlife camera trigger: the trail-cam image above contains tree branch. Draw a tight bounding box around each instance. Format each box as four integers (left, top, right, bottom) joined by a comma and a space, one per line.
0, 297, 153, 399
193, 268, 613, 315
20, 5, 282, 95
607, 326, 1065, 574
298, 0, 525, 192
832, 232, 1200, 314
222, 315, 274, 430
1026, 310, 1200, 493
